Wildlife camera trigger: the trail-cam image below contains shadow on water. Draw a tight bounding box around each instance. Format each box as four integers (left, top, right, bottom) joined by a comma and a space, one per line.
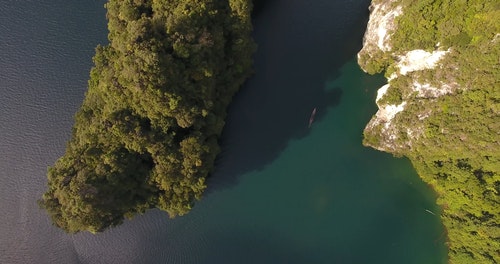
207, 0, 372, 193
251, 0, 273, 17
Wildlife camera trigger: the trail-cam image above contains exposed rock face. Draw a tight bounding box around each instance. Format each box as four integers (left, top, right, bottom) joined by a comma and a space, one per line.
357, 1, 456, 154
396, 49, 449, 75
357, 0, 401, 74
359, 0, 401, 53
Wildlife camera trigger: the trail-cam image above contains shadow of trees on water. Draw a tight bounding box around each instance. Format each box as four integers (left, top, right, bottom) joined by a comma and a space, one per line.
206, 0, 372, 193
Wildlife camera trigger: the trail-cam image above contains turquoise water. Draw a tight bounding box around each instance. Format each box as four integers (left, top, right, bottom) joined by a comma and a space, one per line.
0, 0, 447, 263
139, 61, 447, 264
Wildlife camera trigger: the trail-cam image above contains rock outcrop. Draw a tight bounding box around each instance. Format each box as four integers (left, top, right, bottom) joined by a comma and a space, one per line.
358, 0, 457, 154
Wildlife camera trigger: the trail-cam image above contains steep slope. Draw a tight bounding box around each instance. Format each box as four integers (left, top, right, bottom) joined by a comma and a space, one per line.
358, 0, 499, 263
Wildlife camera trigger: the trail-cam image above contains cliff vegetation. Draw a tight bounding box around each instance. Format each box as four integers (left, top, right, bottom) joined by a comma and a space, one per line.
358, 0, 499, 263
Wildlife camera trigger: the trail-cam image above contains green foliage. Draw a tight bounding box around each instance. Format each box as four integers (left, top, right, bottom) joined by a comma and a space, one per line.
377, 84, 403, 106
362, 0, 499, 263
39, 0, 255, 233
391, 0, 499, 52
358, 51, 391, 75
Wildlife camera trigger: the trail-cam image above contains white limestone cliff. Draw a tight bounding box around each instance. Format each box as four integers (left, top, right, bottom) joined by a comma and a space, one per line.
357, 0, 455, 153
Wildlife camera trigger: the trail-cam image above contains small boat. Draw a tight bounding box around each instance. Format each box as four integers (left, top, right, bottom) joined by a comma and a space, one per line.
425, 209, 436, 216
308, 107, 317, 128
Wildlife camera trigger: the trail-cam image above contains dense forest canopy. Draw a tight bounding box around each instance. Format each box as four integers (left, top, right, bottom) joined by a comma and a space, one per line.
39, 0, 255, 233
359, 0, 499, 263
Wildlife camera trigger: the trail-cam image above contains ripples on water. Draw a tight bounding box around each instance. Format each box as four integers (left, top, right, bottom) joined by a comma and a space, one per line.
1, 1, 107, 263
0, 0, 447, 263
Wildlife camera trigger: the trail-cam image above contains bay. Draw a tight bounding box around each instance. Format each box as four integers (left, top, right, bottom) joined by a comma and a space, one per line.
0, 0, 447, 263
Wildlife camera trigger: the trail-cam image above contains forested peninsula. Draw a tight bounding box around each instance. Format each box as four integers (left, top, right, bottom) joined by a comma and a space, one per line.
39, 0, 254, 233
358, 0, 499, 263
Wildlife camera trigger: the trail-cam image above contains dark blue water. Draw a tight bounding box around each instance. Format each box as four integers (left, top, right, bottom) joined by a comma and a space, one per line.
0, 1, 447, 263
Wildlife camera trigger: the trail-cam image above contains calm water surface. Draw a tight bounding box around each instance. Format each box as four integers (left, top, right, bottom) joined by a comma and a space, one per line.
0, 0, 447, 263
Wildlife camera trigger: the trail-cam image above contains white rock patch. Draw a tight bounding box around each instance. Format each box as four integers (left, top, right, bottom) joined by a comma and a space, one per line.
376, 84, 390, 103
397, 49, 449, 75
413, 81, 454, 98
376, 101, 406, 126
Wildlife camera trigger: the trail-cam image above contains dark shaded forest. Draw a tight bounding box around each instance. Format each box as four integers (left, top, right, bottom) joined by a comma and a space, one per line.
39, 0, 255, 233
